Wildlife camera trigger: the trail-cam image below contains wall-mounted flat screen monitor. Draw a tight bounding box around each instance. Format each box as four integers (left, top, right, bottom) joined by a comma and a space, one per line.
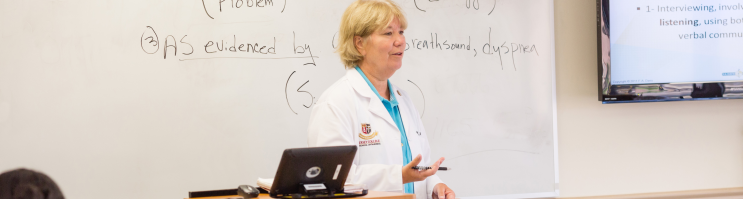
598, 0, 743, 103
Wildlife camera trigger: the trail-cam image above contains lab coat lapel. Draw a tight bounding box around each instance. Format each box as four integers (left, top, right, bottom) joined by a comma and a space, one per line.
346, 69, 399, 131
394, 85, 422, 159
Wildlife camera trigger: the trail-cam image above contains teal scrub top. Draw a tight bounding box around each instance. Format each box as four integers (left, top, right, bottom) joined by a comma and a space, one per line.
355, 67, 414, 194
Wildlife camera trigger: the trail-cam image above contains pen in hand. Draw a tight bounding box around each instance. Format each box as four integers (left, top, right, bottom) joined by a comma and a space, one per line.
412, 166, 451, 171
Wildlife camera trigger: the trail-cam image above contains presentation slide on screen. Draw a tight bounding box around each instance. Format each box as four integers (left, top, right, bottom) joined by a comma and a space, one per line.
610, 0, 743, 85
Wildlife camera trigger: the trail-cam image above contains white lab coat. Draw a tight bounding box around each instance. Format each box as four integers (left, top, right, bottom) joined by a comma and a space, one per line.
308, 69, 443, 199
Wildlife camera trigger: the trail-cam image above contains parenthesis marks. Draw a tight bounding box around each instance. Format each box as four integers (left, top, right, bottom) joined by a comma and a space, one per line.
285, 71, 316, 115
286, 71, 298, 115
201, 0, 214, 19
407, 80, 426, 118
281, 0, 287, 13
414, 0, 426, 12
332, 31, 338, 49
488, 0, 496, 15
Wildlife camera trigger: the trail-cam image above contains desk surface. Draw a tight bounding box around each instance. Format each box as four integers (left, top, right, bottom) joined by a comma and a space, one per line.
186, 191, 415, 199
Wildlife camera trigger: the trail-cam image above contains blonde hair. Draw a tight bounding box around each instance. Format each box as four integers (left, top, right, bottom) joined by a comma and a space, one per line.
337, 0, 408, 69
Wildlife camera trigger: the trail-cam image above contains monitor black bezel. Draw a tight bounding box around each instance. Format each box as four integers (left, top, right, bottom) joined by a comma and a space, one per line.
596, 0, 743, 104
269, 145, 357, 198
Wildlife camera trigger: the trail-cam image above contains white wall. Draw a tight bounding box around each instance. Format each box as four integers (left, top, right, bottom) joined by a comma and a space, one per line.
555, 0, 743, 197
0, 1, 557, 198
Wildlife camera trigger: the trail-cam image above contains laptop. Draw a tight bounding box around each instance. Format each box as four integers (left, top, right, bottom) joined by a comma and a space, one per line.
269, 145, 366, 198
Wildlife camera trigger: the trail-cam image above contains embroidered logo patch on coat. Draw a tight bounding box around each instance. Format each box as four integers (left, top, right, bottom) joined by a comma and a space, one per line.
359, 123, 381, 147
359, 123, 378, 140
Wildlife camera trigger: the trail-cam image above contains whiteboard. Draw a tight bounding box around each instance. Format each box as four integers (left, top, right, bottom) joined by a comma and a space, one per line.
0, 0, 557, 198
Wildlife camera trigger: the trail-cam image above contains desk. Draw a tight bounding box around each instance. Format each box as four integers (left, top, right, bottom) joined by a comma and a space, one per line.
186, 191, 415, 199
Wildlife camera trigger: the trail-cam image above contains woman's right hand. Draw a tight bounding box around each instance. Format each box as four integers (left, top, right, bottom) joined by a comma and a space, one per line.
402, 154, 444, 184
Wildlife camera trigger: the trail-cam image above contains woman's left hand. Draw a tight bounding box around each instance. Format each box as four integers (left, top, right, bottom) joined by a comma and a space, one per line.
432, 183, 456, 199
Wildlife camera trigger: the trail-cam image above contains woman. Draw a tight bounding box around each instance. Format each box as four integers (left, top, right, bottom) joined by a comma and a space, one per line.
307, 1, 455, 199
